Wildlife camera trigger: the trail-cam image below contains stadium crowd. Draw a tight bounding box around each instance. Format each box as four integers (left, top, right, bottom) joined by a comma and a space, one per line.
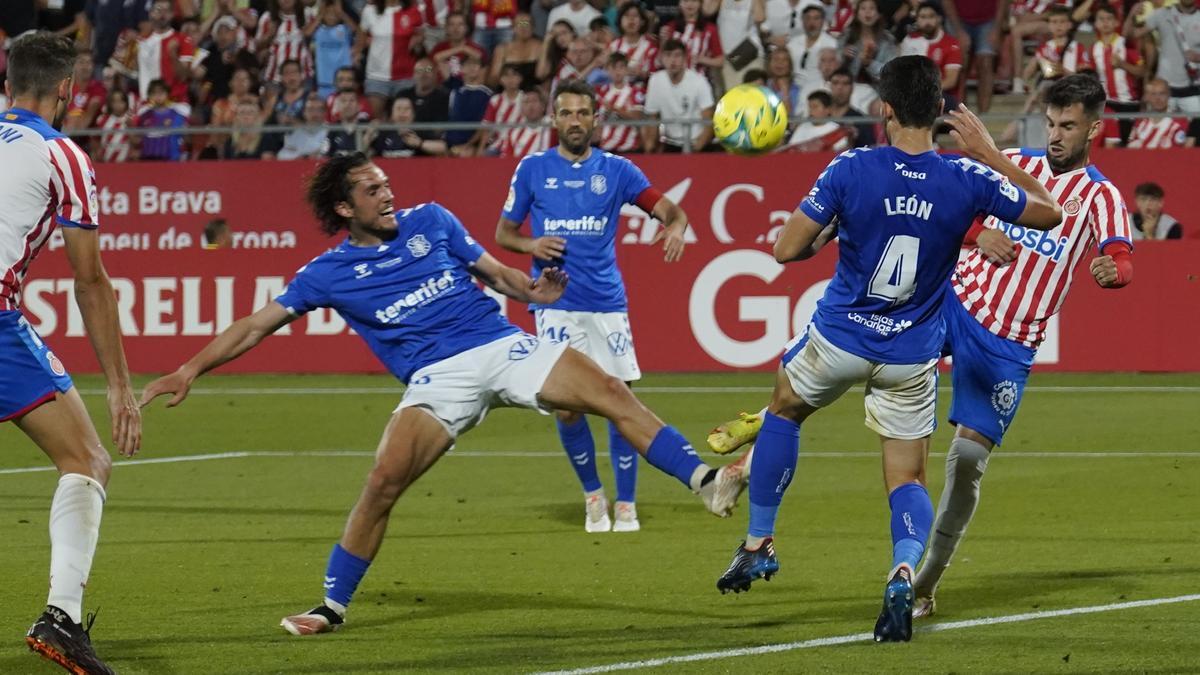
0, 0, 1196, 160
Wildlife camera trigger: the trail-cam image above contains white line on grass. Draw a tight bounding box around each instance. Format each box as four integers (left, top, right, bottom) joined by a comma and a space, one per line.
77, 385, 1200, 396
533, 594, 1200, 675
2, 449, 1197, 476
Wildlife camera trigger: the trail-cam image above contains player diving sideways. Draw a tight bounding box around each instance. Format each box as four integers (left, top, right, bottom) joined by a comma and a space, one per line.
140, 152, 749, 636
710, 73, 1133, 625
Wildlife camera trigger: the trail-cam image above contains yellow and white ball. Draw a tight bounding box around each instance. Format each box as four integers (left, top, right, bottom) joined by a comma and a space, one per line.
712, 84, 789, 154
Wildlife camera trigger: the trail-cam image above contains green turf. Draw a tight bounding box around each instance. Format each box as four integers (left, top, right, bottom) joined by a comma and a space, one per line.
1, 372, 1198, 674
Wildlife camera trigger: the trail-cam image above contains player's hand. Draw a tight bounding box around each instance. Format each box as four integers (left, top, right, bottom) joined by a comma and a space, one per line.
140, 369, 194, 410
529, 266, 569, 304
530, 236, 567, 262
652, 223, 686, 262
108, 384, 142, 458
1090, 255, 1119, 287
976, 228, 1019, 265
947, 103, 1000, 163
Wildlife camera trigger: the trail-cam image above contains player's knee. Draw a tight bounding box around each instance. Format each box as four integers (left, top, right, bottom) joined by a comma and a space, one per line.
87, 445, 112, 484
954, 425, 995, 451
364, 463, 412, 505
556, 409, 583, 425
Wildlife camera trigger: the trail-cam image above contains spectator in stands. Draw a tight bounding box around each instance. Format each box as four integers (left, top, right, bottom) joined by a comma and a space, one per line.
324, 67, 374, 122
135, 0, 197, 107
743, 66, 770, 84
255, 0, 317, 86
326, 89, 366, 155
198, 0, 258, 43
643, 39, 716, 152
788, 3, 839, 89
193, 17, 247, 108
537, 20, 577, 83
278, 94, 334, 159
374, 95, 449, 157
641, 0, 684, 27
476, 63, 525, 154
1132, 182, 1184, 240
596, 51, 647, 153
1025, 6, 1089, 91
1008, 0, 1054, 95
662, 0, 725, 76
202, 218, 234, 249
446, 53, 493, 155
779, 90, 853, 150
86, 0, 149, 80
207, 68, 261, 156
360, 0, 426, 119
468, 0, 518, 54
717, 0, 766, 88
268, 59, 311, 127
95, 89, 134, 163
432, 12, 487, 89
551, 37, 600, 91
399, 57, 451, 124
839, 0, 897, 84
312, 0, 358, 99
827, 65, 877, 144
1130, 0, 1200, 114
900, 2, 963, 108
766, 46, 803, 113
943, 0, 1005, 111
548, 0, 602, 36
225, 99, 277, 159
1089, 4, 1144, 141
65, 51, 106, 134
763, 0, 815, 48
612, 2, 659, 83
587, 15, 616, 58
489, 11, 540, 90
499, 85, 552, 157
137, 79, 190, 161
1126, 78, 1197, 147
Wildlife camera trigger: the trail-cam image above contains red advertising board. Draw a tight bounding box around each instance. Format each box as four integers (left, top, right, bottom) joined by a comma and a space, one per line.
20, 151, 1200, 374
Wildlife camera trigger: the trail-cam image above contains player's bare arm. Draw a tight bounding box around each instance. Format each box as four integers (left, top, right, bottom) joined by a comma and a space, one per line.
774, 211, 839, 263
648, 196, 688, 262
63, 227, 141, 457
495, 216, 567, 261
470, 252, 568, 305
946, 104, 1063, 229
140, 301, 297, 408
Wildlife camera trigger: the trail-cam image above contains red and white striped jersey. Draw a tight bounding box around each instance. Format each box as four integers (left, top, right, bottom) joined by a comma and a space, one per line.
95, 113, 133, 163
361, 3, 425, 82
662, 20, 723, 71
611, 35, 659, 77
899, 30, 963, 85
551, 60, 585, 94
499, 117, 552, 159
953, 148, 1133, 348
0, 109, 100, 311
419, 0, 448, 29
1035, 38, 1091, 75
596, 83, 646, 153
256, 9, 316, 83
137, 29, 196, 101
1125, 115, 1192, 148
1089, 35, 1141, 103
483, 90, 523, 152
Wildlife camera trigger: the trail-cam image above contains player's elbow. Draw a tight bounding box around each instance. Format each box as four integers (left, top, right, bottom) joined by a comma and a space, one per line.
773, 238, 801, 263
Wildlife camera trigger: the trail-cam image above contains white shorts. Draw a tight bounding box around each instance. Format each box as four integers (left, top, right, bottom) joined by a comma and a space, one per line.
397, 333, 568, 438
781, 324, 938, 440
534, 309, 641, 382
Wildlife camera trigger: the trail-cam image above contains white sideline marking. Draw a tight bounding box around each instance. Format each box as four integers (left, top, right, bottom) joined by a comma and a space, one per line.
79, 385, 1200, 396
2, 449, 1197, 476
533, 594, 1200, 675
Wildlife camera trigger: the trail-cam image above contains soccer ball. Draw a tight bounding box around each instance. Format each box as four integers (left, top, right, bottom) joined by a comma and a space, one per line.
712, 84, 789, 154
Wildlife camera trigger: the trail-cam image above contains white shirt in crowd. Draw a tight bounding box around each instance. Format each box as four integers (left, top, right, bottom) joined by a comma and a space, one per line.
787, 31, 838, 87
645, 69, 715, 147
547, 2, 602, 36
763, 0, 821, 41
717, 0, 763, 58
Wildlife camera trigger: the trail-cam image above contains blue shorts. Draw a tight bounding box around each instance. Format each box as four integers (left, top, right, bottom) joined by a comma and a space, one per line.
961, 20, 998, 57
0, 311, 74, 422
941, 285, 1035, 446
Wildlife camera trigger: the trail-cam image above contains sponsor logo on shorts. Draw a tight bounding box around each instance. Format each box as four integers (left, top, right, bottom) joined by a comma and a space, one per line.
590, 174, 607, 195
47, 351, 66, 377
507, 335, 540, 361
606, 331, 631, 356
406, 234, 432, 258
410, 375, 432, 385
847, 313, 913, 336
991, 380, 1018, 415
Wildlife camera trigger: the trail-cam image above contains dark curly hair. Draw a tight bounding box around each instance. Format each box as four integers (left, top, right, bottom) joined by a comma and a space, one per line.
305, 152, 373, 236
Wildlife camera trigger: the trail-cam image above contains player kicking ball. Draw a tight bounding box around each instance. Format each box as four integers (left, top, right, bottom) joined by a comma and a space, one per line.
707, 56, 1062, 642
140, 152, 747, 636
495, 79, 693, 533
1, 33, 143, 675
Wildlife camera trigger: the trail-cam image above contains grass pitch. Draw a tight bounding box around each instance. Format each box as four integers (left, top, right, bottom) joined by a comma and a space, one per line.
1, 372, 1198, 674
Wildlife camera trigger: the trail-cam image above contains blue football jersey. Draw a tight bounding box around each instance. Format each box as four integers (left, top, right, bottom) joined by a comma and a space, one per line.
275, 203, 519, 383
798, 147, 1029, 364
501, 149, 652, 312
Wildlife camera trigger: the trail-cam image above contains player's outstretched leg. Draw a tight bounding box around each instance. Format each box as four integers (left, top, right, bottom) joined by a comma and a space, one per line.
874, 442, 934, 643
554, 411, 610, 533
282, 407, 452, 636
16, 390, 116, 674
536, 348, 746, 518
608, 420, 640, 532
913, 431, 992, 618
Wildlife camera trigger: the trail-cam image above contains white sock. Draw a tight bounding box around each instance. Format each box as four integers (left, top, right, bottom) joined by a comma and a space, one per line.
914, 437, 990, 595
688, 464, 714, 492
47, 473, 106, 624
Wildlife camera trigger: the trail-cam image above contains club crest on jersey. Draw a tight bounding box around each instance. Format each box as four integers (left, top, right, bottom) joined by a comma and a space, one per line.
991, 380, 1018, 415
46, 351, 66, 377
406, 234, 432, 258
1063, 198, 1081, 216
606, 331, 631, 356
508, 335, 540, 361
590, 174, 607, 195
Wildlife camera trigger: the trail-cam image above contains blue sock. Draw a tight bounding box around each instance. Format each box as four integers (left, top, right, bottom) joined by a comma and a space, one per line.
644, 426, 704, 488
888, 482, 933, 573
323, 543, 371, 609
557, 416, 601, 493
747, 413, 801, 538
608, 420, 638, 503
